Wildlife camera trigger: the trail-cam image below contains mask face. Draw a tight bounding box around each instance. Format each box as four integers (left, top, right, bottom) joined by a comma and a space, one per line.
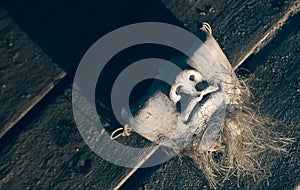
121, 23, 240, 152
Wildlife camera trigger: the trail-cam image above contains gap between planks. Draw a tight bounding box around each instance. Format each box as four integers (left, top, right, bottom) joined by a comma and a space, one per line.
113, 2, 300, 190
234, 0, 300, 70
0, 71, 66, 140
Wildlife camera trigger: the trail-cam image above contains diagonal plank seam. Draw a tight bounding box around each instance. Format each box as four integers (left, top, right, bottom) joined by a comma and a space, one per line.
0, 71, 66, 140
234, 0, 300, 70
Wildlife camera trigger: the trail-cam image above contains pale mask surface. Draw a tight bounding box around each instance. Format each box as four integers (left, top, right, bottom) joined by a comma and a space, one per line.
122, 23, 240, 152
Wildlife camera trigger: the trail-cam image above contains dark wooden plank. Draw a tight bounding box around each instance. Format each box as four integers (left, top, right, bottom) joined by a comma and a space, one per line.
1, 0, 175, 74
0, 8, 65, 139
161, 0, 300, 68
123, 12, 300, 190
0, 1, 179, 189
0, 87, 129, 189
0, 1, 299, 190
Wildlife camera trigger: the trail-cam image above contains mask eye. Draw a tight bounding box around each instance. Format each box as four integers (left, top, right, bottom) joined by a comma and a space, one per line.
189, 75, 195, 81
195, 81, 209, 91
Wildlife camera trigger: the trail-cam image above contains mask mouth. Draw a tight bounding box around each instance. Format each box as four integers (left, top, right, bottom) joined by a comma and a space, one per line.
181, 90, 213, 125
176, 82, 218, 125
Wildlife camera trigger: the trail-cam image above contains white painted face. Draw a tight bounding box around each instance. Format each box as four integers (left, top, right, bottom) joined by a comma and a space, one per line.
121, 23, 239, 152
169, 69, 219, 123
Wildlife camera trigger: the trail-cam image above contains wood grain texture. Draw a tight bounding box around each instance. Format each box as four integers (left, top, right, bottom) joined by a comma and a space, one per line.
161, 0, 299, 68
0, 0, 299, 189
1, 0, 165, 73
0, 9, 65, 139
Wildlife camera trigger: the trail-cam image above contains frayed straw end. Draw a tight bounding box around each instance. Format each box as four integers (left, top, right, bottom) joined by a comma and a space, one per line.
183, 79, 293, 189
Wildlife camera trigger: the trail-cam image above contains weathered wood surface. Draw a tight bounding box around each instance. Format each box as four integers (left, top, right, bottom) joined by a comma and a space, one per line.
0, 8, 65, 139
122, 13, 300, 190
160, 0, 299, 68
0, 0, 299, 190
1, 0, 169, 73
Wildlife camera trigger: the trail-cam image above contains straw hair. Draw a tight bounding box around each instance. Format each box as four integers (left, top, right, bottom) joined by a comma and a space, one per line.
183, 77, 292, 189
